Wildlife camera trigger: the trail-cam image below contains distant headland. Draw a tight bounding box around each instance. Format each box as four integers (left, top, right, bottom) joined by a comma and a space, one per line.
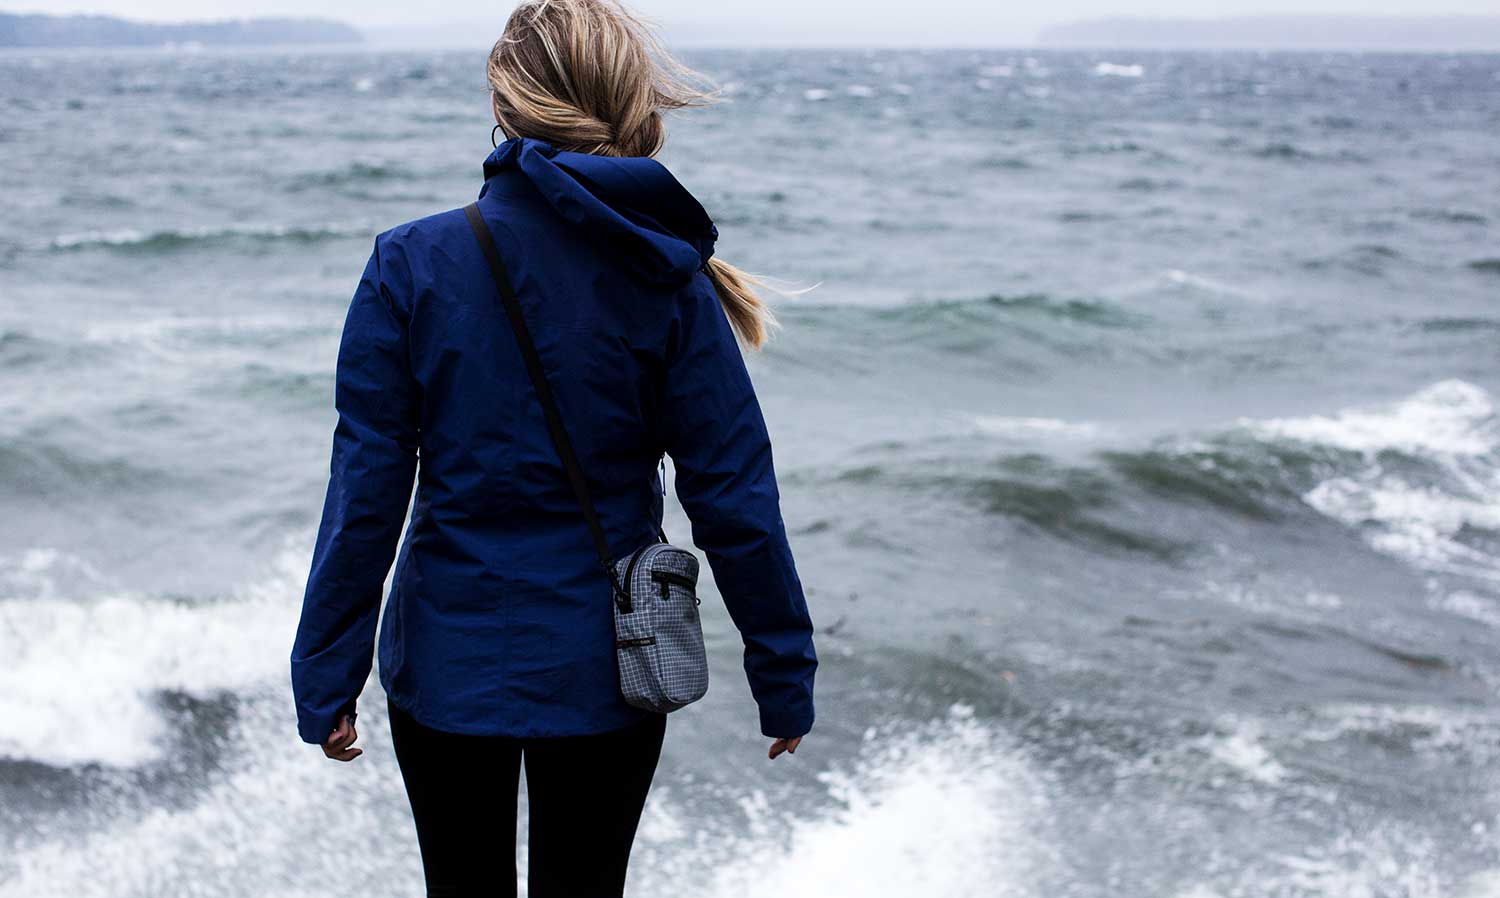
1038, 15, 1500, 51
0, 12, 363, 48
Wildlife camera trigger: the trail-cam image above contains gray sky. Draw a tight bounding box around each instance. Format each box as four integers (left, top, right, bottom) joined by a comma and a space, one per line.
7, 0, 1500, 45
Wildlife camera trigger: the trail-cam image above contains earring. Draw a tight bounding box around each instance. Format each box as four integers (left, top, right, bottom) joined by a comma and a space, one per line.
491, 124, 504, 148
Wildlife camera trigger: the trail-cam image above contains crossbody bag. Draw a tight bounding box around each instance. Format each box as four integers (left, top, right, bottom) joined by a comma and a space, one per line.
463, 202, 709, 714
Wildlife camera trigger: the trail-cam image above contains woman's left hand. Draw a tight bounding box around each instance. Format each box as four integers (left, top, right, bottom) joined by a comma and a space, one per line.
322, 714, 363, 762
768, 736, 802, 759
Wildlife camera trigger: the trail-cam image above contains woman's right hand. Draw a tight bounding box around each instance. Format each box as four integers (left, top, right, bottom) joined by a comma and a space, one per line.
768, 736, 802, 759
322, 714, 363, 762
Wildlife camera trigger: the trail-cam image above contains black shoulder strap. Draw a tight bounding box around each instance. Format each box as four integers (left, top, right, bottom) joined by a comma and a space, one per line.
463, 202, 630, 608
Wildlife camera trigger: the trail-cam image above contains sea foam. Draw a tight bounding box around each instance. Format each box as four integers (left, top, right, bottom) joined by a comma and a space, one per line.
0, 546, 305, 767
656, 705, 1057, 898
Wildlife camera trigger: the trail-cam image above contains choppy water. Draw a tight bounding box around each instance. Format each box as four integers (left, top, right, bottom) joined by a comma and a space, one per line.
3, 46, 1500, 897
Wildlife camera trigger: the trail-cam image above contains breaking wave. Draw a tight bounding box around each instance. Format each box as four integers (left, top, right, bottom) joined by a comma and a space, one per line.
0, 547, 304, 767
826, 380, 1500, 573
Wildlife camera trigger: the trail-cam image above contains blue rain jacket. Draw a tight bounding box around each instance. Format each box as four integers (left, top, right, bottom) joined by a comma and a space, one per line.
290, 137, 817, 744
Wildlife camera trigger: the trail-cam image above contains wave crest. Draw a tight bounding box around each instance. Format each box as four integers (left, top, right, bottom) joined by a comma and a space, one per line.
47, 223, 366, 254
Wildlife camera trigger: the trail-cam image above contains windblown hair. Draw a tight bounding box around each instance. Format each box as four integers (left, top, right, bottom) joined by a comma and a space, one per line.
487, 0, 777, 347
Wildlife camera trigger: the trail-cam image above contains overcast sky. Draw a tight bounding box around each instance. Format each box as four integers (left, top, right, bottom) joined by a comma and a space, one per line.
7, 0, 1500, 45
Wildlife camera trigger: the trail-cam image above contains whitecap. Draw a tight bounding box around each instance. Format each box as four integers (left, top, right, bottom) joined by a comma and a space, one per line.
48, 228, 148, 249
1252, 379, 1495, 457
973, 415, 1103, 440
1249, 381, 1500, 580
1303, 702, 1500, 760
1304, 478, 1500, 580
47, 221, 364, 252
1431, 590, 1500, 628
1198, 718, 1287, 785
1158, 267, 1264, 301
1094, 62, 1145, 78
81, 313, 329, 346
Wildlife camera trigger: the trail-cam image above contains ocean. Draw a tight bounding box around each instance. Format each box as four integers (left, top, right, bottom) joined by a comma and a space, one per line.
2, 45, 1499, 897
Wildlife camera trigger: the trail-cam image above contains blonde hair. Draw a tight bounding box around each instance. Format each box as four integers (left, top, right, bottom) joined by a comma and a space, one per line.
487, 0, 777, 347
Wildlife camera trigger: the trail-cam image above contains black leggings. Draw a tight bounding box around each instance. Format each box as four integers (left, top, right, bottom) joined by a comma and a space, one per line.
388, 699, 668, 898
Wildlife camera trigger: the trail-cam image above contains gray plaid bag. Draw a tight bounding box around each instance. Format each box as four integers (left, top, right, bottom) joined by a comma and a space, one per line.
612, 542, 709, 711
466, 203, 709, 715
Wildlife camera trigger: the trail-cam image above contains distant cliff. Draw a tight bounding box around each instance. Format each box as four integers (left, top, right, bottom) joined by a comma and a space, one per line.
0, 13, 363, 48
1038, 16, 1500, 51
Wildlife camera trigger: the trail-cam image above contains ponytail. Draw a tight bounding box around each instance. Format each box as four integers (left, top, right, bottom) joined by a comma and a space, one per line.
703, 258, 777, 349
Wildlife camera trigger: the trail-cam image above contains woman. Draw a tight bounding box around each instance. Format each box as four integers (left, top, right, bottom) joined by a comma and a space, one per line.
289, 0, 817, 895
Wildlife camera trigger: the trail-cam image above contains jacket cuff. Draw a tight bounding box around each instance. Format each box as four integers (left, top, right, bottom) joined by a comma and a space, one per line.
297, 698, 358, 746
759, 705, 813, 740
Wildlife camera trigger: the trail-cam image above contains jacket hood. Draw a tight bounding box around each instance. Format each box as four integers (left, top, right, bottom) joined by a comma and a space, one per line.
479, 136, 718, 287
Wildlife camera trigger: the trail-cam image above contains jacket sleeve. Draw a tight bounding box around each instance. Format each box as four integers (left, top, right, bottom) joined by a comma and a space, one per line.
659, 277, 817, 739
290, 234, 420, 746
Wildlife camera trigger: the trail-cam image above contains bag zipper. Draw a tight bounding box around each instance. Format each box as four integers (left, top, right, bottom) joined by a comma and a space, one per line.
651, 568, 700, 604
619, 543, 655, 612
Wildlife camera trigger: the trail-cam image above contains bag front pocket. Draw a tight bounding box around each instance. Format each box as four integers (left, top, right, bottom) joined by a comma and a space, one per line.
646, 561, 707, 706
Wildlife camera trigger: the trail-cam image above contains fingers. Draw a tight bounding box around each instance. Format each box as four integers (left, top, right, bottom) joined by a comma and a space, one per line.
322, 715, 361, 762
325, 716, 354, 750
767, 736, 803, 760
